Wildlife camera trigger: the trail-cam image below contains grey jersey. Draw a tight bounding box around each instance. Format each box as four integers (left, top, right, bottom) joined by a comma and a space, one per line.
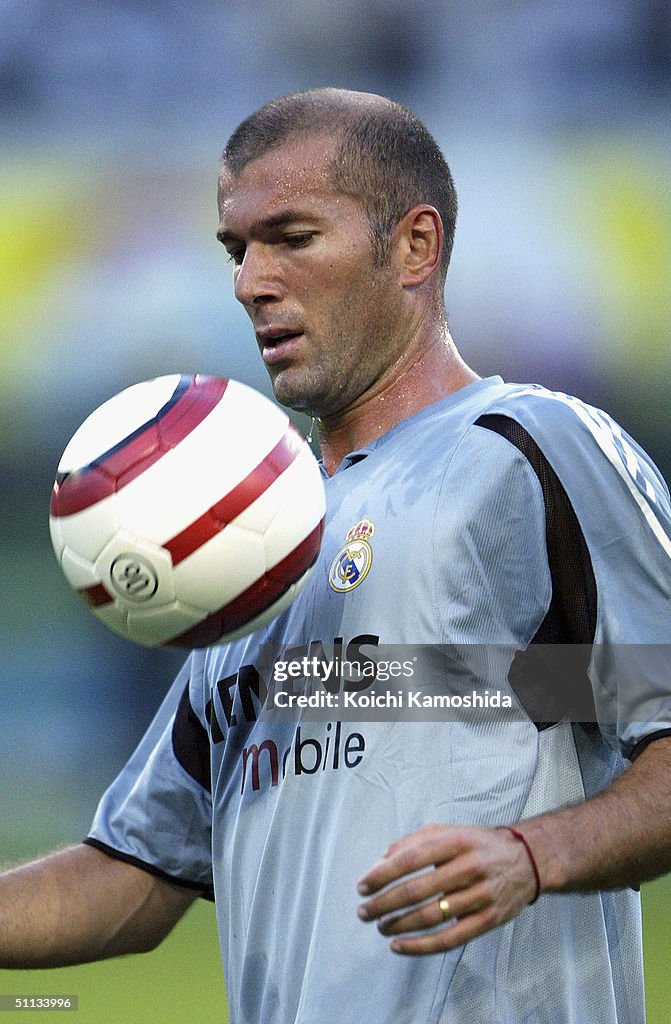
88, 377, 671, 1023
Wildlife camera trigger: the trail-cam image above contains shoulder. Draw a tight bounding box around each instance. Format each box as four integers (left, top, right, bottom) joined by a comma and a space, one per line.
475, 381, 617, 440
471, 383, 670, 516
407, 379, 641, 482
479, 385, 671, 611
475, 382, 619, 453
479, 383, 665, 477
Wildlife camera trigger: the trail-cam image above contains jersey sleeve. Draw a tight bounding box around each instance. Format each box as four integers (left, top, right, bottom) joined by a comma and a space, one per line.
85, 652, 214, 898
493, 388, 671, 759
569, 418, 671, 759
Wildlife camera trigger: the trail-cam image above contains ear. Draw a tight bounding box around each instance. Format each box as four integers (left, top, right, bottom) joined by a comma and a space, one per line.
394, 205, 443, 287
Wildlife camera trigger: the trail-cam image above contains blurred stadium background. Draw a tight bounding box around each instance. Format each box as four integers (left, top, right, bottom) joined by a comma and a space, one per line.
1, 1, 669, 1020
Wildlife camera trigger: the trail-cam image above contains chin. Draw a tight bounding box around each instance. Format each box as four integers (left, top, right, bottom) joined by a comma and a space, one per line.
271, 372, 323, 415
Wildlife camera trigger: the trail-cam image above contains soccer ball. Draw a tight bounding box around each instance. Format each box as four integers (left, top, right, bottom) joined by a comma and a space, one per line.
49, 374, 326, 647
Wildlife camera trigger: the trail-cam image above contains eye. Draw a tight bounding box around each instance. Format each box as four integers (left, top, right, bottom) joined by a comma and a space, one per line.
285, 232, 315, 249
226, 246, 245, 266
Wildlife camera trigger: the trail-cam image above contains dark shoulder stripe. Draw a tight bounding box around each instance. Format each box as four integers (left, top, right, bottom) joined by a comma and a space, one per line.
172, 682, 212, 792
476, 413, 598, 728
475, 412, 597, 643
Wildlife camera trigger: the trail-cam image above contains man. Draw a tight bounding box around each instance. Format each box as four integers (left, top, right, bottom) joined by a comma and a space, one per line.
2, 88, 671, 1022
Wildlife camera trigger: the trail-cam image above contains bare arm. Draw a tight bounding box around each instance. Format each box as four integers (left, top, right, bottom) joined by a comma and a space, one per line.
0, 843, 198, 968
357, 736, 671, 955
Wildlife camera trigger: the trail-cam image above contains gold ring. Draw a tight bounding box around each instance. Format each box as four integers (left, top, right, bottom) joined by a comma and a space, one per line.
438, 896, 452, 922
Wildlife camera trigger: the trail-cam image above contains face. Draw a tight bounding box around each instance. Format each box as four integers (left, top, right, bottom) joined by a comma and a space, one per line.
216, 135, 409, 419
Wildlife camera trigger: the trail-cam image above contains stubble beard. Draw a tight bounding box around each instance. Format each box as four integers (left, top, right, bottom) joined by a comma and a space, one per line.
269, 261, 403, 418
268, 338, 356, 419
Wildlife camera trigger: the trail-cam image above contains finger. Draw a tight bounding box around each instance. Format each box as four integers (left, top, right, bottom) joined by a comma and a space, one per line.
388, 905, 501, 957
358, 855, 475, 922
357, 825, 466, 895
376, 883, 490, 937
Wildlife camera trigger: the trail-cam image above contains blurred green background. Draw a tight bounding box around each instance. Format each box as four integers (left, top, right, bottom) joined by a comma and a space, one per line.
1, 2, 669, 1021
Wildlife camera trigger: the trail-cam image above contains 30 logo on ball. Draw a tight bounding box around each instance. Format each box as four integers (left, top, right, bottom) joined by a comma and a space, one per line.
110, 555, 159, 603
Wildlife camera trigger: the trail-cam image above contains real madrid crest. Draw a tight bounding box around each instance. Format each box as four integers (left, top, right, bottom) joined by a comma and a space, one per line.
328, 518, 374, 593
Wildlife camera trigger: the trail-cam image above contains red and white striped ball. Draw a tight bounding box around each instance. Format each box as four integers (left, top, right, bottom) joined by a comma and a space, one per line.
49, 374, 326, 648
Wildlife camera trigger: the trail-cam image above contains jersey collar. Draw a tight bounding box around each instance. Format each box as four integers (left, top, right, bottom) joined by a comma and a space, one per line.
322, 376, 505, 476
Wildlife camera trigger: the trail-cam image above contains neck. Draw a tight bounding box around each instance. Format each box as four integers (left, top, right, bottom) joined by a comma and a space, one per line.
316, 331, 480, 476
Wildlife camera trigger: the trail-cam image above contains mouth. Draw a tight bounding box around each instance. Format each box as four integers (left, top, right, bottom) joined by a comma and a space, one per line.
256, 327, 304, 366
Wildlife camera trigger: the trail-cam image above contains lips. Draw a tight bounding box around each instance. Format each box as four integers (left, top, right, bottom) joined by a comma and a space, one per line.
256, 327, 304, 365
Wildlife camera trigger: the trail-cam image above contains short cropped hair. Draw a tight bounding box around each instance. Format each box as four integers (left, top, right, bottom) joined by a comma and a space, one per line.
222, 88, 457, 279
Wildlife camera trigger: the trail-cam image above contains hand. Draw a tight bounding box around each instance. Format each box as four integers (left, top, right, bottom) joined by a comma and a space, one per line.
356, 823, 539, 955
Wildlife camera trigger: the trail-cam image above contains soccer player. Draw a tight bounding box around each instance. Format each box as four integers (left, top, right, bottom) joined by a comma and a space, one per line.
2, 89, 671, 1023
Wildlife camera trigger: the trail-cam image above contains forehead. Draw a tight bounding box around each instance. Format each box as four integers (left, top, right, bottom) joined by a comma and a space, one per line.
217, 134, 341, 226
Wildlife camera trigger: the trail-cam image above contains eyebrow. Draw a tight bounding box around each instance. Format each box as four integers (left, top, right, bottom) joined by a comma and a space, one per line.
216, 209, 318, 246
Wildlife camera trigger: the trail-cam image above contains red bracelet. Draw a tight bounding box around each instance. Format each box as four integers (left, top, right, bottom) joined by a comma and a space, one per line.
499, 825, 541, 903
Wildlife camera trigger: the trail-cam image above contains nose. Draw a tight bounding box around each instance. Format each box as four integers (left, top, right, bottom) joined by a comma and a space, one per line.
233, 244, 281, 308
